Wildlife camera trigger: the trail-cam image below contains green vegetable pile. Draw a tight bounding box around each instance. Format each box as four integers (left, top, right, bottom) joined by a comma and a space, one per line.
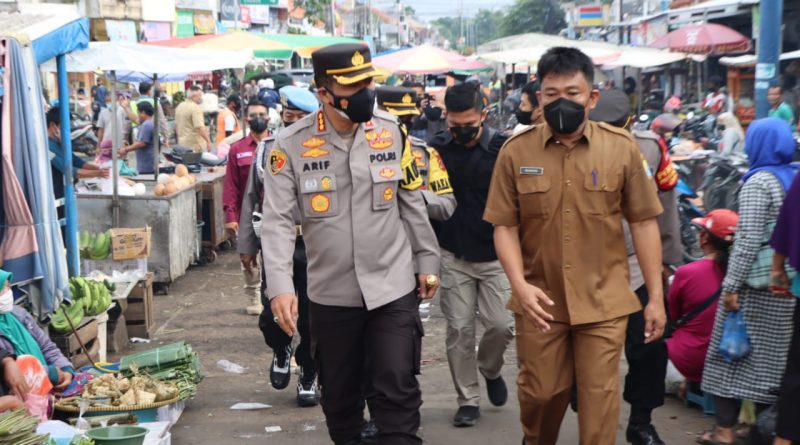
120, 342, 203, 400
0, 410, 50, 444
51, 277, 114, 333
79, 231, 112, 260
68, 436, 95, 445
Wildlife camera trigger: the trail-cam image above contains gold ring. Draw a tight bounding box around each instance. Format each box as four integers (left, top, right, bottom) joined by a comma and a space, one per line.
426, 275, 439, 286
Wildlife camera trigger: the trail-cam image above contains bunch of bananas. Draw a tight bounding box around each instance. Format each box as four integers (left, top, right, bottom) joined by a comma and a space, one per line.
51, 277, 115, 333
79, 230, 112, 260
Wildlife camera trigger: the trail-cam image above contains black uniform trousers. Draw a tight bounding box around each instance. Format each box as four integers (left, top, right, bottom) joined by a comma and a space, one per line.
258, 237, 314, 371
310, 291, 424, 445
623, 286, 668, 417
776, 301, 800, 441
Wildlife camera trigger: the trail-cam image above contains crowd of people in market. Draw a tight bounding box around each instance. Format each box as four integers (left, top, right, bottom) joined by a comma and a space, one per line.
10, 41, 798, 445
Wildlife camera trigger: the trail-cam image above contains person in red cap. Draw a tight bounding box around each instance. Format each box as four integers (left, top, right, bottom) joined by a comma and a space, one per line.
666, 209, 738, 392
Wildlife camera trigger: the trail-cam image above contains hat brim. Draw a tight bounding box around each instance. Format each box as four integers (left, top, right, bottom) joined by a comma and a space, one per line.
332, 67, 382, 86
386, 106, 420, 116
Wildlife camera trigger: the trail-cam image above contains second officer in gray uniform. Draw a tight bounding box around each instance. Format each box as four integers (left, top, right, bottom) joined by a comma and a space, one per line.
261, 43, 441, 445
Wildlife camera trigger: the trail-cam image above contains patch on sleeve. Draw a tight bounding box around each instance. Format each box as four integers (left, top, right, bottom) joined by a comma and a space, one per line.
269, 149, 287, 175
400, 136, 422, 191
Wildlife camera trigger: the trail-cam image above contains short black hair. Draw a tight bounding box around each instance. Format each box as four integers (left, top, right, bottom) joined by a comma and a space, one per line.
410, 82, 424, 90
401, 80, 413, 88
227, 94, 242, 107
188, 85, 202, 93
46, 106, 61, 127
314, 75, 335, 91
708, 75, 724, 89
520, 81, 540, 107
138, 101, 154, 116
537, 47, 594, 86
246, 98, 268, 115
445, 82, 483, 113
139, 82, 152, 95
768, 82, 783, 92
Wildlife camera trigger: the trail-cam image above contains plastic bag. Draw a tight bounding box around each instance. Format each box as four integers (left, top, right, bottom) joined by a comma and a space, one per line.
719, 311, 751, 363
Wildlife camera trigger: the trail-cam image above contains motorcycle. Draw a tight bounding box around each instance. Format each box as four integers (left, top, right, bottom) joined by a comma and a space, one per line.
699, 154, 748, 212
676, 162, 706, 263
71, 123, 97, 157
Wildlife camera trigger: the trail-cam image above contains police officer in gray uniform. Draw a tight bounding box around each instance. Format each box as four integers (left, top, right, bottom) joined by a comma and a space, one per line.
261, 43, 441, 445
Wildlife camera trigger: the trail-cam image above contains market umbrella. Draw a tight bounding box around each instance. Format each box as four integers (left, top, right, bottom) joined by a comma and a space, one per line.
148, 32, 363, 60
373, 45, 491, 75
649, 23, 751, 55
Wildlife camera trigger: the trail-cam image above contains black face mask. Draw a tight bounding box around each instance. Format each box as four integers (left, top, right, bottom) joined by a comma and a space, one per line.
515, 109, 533, 126
543, 97, 586, 135
424, 106, 442, 121
283, 119, 297, 128
249, 117, 269, 133
450, 125, 480, 145
329, 87, 376, 123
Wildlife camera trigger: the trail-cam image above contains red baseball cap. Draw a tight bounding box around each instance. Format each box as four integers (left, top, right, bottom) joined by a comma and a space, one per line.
692, 209, 739, 242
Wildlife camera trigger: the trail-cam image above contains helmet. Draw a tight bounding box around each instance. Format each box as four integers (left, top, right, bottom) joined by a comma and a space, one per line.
664, 96, 682, 113
651, 113, 682, 135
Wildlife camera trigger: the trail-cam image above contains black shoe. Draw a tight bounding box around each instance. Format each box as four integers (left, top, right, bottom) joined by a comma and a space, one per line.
626, 424, 666, 445
270, 344, 293, 390
360, 420, 378, 444
335, 440, 362, 445
453, 406, 480, 427
485, 375, 508, 407
296, 367, 320, 407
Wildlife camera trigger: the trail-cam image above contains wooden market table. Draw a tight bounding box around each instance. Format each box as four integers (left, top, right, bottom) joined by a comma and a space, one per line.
194, 169, 228, 250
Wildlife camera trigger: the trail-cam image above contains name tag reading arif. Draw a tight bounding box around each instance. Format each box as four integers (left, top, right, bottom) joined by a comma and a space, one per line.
520, 167, 544, 176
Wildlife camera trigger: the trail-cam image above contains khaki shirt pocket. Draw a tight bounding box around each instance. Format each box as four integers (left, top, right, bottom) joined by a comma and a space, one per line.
300, 173, 339, 218
582, 172, 622, 216
517, 176, 551, 218
369, 163, 402, 211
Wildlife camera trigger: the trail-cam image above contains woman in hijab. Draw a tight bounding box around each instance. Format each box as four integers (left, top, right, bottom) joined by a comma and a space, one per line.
770, 172, 800, 445
699, 118, 799, 445
716, 112, 745, 157
0, 269, 74, 392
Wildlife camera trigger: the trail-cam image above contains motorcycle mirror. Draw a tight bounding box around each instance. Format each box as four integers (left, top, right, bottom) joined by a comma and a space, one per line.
639, 114, 649, 122
686, 111, 695, 119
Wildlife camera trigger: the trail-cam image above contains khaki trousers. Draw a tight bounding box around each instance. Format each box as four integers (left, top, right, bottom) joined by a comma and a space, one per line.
516, 314, 628, 445
241, 257, 261, 303
440, 249, 514, 407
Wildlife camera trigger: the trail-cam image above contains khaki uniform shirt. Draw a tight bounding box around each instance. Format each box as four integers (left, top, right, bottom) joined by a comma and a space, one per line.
175, 100, 207, 152
484, 121, 663, 325
261, 109, 441, 309
409, 135, 456, 221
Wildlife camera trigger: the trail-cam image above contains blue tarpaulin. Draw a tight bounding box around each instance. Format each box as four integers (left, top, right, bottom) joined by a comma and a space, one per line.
30, 17, 89, 64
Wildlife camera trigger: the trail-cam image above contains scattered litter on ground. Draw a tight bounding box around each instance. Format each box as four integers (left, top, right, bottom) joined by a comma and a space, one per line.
302, 424, 316, 432
230, 403, 272, 410
130, 337, 151, 344
265, 426, 282, 433
217, 359, 246, 374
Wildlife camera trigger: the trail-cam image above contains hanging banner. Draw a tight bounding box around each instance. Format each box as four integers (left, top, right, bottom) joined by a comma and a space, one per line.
105, 20, 138, 42
249, 4, 270, 24
240, 6, 252, 24
175, 0, 215, 11
220, 0, 237, 21
576, 4, 606, 27
194, 10, 216, 34
141, 22, 172, 41
176, 10, 195, 37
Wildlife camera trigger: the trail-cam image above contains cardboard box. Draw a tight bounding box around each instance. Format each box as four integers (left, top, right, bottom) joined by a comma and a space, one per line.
111, 227, 151, 260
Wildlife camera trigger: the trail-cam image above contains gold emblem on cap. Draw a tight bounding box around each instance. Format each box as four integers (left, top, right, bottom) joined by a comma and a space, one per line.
402, 94, 413, 104
351, 50, 365, 67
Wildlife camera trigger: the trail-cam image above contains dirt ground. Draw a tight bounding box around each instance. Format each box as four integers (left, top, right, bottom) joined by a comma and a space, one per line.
130, 249, 711, 444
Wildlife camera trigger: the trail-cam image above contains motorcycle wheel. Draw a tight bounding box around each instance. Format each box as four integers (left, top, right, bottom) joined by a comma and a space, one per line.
678, 204, 704, 263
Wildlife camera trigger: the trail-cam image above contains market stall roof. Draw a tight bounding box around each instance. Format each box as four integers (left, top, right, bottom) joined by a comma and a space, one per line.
719, 50, 800, 66
477, 46, 621, 66
0, 9, 88, 64
602, 48, 688, 68
649, 23, 751, 55
41, 42, 251, 75
373, 45, 491, 75
147, 32, 363, 60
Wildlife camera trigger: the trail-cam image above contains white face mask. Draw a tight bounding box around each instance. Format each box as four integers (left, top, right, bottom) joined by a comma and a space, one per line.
0, 289, 14, 314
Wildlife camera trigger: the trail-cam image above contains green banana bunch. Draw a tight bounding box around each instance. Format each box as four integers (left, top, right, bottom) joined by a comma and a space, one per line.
88, 230, 112, 260
50, 301, 84, 334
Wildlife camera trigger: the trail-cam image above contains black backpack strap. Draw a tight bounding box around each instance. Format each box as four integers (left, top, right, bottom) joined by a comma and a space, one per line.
676, 287, 722, 327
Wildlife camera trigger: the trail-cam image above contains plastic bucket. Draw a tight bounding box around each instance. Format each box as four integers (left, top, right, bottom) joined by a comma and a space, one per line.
85, 425, 148, 445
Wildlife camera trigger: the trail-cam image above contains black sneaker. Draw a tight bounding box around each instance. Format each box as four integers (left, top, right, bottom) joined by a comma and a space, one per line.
453, 406, 480, 427
270, 344, 293, 390
296, 368, 320, 407
360, 420, 378, 444
485, 375, 508, 407
625, 423, 666, 445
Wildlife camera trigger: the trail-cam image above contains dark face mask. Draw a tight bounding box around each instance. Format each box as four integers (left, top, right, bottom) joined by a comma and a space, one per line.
328, 87, 376, 123
515, 109, 533, 126
543, 97, 587, 135
424, 106, 442, 121
249, 117, 269, 133
450, 125, 480, 145
399, 116, 414, 128
283, 119, 298, 128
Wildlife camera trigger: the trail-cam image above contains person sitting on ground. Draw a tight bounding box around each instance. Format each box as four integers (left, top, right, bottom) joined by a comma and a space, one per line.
0, 269, 74, 392
716, 112, 745, 157
667, 210, 738, 388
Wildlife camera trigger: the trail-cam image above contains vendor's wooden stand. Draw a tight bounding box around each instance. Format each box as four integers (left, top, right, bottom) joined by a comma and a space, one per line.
196, 170, 228, 252
126, 273, 155, 339
726, 64, 756, 126
51, 318, 100, 368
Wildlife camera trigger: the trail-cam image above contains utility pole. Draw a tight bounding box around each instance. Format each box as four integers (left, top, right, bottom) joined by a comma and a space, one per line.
756, 0, 782, 117
396, 0, 401, 46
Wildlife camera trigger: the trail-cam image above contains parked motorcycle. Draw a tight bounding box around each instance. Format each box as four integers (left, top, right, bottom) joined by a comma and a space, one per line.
71, 123, 97, 157
675, 161, 706, 263
699, 154, 748, 212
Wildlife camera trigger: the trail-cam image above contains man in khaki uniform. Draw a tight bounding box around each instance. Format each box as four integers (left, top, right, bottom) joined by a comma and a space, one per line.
175, 85, 210, 152
484, 47, 666, 445
261, 44, 440, 445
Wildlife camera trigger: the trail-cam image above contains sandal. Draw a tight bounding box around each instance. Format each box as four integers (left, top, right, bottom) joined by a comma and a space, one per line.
696, 431, 747, 445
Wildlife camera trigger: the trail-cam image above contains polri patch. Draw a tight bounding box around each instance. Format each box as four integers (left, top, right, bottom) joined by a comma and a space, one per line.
520, 167, 544, 176
269, 150, 287, 175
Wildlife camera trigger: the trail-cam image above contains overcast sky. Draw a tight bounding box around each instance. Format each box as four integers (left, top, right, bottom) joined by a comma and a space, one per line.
368, 0, 516, 20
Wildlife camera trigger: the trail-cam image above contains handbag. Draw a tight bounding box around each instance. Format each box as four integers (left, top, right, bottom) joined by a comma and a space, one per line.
745, 221, 797, 289
719, 310, 751, 363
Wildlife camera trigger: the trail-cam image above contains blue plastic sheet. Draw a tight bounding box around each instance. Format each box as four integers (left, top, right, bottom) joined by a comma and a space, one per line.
30, 17, 89, 65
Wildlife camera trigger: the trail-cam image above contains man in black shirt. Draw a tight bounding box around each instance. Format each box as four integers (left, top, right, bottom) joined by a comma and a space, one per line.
429, 82, 514, 428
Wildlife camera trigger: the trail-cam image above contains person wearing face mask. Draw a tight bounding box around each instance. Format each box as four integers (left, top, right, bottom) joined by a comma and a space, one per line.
0, 269, 75, 395
131, 82, 169, 147
237, 87, 320, 408
377, 86, 456, 221
261, 43, 440, 445
485, 47, 666, 445
223, 100, 273, 316
216, 94, 242, 145
513, 81, 543, 135
175, 85, 210, 152
409, 86, 447, 143
427, 82, 513, 428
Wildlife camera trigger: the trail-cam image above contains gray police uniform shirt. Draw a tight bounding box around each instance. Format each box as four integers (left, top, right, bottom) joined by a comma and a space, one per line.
408, 135, 457, 221
261, 109, 440, 309
625, 129, 683, 291
238, 136, 277, 256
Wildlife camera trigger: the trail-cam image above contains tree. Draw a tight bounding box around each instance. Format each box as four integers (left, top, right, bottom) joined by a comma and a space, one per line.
472, 9, 504, 47
431, 16, 460, 46
500, 0, 565, 36
293, 0, 330, 24
404, 5, 416, 17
